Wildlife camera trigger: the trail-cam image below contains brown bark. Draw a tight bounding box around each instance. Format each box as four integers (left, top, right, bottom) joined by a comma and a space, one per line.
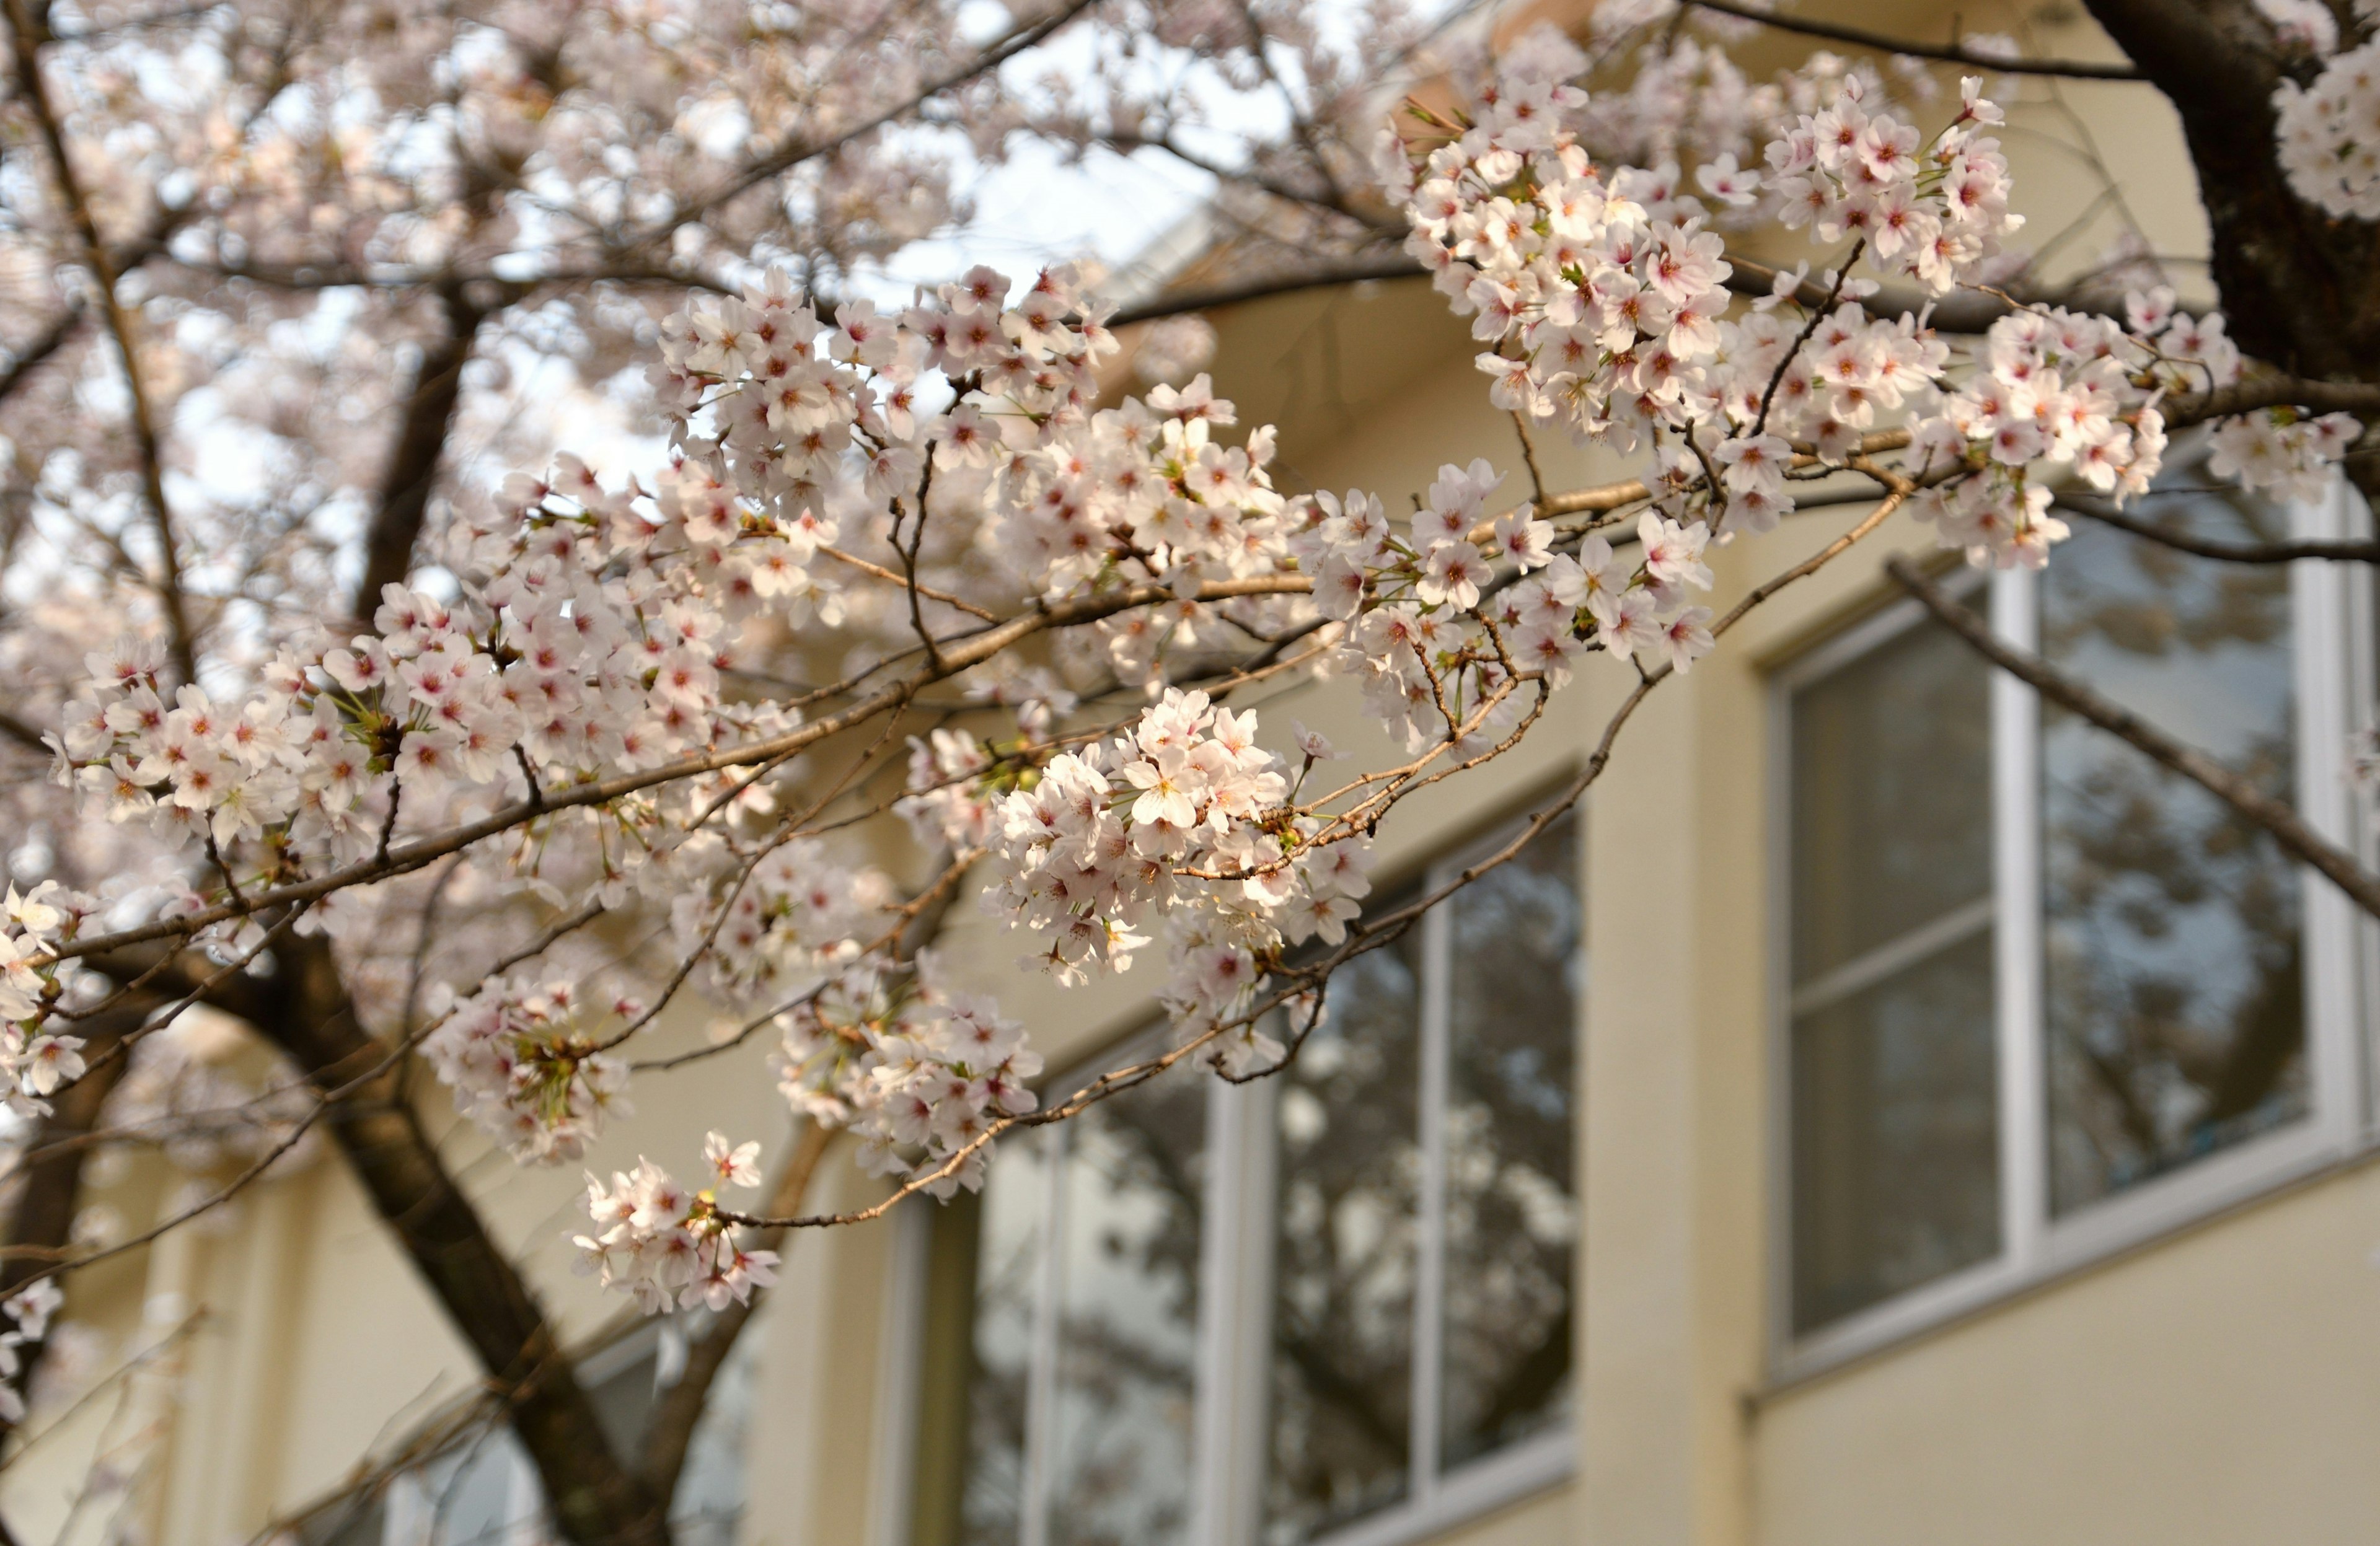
2080, 0, 2380, 501
355, 286, 486, 617
110, 938, 672, 1545
638, 1120, 834, 1499
0, 1007, 137, 1440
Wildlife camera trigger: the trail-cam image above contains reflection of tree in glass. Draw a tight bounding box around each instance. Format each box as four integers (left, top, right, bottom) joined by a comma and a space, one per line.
2041, 486, 2306, 1214
958, 1146, 1044, 1546
1442, 815, 1579, 1469
1264, 920, 1424, 1544
1048, 1069, 1206, 1546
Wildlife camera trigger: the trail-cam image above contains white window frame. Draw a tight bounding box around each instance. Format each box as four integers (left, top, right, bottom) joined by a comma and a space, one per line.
883, 809, 1585, 1546
1770, 475, 2377, 1382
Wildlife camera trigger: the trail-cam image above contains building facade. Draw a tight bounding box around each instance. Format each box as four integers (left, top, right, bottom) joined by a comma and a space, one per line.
7, 5, 2380, 1545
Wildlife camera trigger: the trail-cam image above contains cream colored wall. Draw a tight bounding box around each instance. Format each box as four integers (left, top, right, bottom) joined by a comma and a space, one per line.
1753, 1157, 2380, 1545
9, 9, 2371, 1546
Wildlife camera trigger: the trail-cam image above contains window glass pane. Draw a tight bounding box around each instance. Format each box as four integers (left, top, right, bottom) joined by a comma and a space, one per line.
1791, 929, 2000, 1332
416, 1432, 524, 1546
1263, 913, 1424, 1544
2040, 495, 2306, 1214
1791, 614, 1994, 982
1789, 615, 1996, 1334
1047, 1068, 1206, 1546
671, 1333, 757, 1546
1439, 812, 1580, 1470
958, 1134, 1052, 1545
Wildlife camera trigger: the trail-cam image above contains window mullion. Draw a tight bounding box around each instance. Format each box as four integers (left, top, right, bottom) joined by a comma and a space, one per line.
1990, 565, 2046, 1275
1411, 864, 1454, 1502
1021, 1128, 1068, 1546
2290, 474, 2366, 1149
1191, 1059, 1263, 1546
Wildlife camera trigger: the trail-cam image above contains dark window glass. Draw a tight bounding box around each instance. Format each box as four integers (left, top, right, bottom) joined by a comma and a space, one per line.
2040, 492, 2306, 1213
1789, 614, 1998, 1333
1263, 913, 1424, 1544
917, 1045, 1205, 1546
1047, 1069, 1206, 1546
1440, 812, 1580, 1467
1790, 929, 1999, 1331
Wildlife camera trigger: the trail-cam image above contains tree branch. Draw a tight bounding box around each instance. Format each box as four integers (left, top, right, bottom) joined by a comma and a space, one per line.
1886, 553, 2380, 921
0, 303, 83, 408
354, 286, 485, 616
87, 935, 671, 1545
638, 1120, 833, 1500
2060, 494, 2380, 563
649, 0, 1103, 242
0, 1007, 138, 1439
1681, 0, 2144, 80
1106, 250, 2027, 333
4, 0, 200, 688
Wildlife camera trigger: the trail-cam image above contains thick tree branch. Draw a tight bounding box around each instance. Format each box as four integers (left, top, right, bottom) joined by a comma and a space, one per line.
1887, 553, 2380, 921
0, 1008, 137, 1439
355, 286, 486, 616
2079, 0, 2380, 467
1683, 0, 2144, 80
89, 936, 671, 1545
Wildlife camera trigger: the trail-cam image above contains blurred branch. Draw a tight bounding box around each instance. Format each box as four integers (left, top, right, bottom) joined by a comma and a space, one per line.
354, 286, 485, 615
638, 1120, 832, 1498
1680, 0, 2144, 79
0, 707, 47, 753
102, 933, 674, 1546
658, 0, 1105, 239
4, 0, 200, 687
1104, 250, 2030, 332
2059, 493, 2380, 563
1887, 553, 2380, 920
0, 1007, 138, 1441
0, 304, 83, 408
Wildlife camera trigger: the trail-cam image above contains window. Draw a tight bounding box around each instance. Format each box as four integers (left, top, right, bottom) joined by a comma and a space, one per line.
299, 1324, 754, 1546
1778, 466, 2368, 1367
907, 810, 1582, 1546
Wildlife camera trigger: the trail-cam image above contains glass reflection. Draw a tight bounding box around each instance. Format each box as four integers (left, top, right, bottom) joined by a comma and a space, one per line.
958, 1134, 1048, 1546
1263, 913, 1423, 1544
1789, 615, 1997, 1333
1440, 813, 1580, 1469
2040, 491, 2305, 1214
1047, 1068, 1206, 1546
1791, 930, 2000, 1332
1791, 615, 1994, 982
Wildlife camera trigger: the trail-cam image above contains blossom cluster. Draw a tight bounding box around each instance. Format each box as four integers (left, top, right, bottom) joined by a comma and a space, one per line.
812, 976, 1044, 1196
964, 688, 1376, 1058
2274, 30, 2380, 221
573, 1134, 779, 1314
46, 488, 807, 899
1909, 291, 2359, 567
1398, 57, 2014, 472
1765, 78, 2022, 294
1411, 43, 2363, 574
0, 882, 93, 1118
420, 976, 635, 1164
0, 1280, 64, 1423
1294, 459, 1718, 737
